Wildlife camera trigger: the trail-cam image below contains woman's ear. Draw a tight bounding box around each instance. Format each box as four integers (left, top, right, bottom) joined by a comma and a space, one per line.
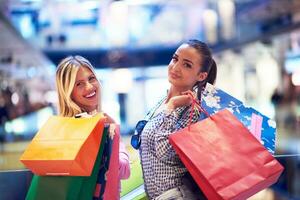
197, 72, 207, 82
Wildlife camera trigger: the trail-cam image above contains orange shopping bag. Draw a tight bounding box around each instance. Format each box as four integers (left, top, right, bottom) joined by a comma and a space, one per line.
169, 109, 284, 200
20, 114, 106, 176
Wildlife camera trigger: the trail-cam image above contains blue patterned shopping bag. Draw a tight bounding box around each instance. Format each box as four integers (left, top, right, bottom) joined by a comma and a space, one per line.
201, 83, 277, 154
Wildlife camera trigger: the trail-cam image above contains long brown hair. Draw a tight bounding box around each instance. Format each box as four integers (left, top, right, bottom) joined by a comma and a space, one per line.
185, 39, 217, 100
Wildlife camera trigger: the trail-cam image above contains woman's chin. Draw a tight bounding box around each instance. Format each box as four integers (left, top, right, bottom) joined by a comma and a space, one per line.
168, 77, 177, 84
85, 105, 98, 113
168, 78, 181, 86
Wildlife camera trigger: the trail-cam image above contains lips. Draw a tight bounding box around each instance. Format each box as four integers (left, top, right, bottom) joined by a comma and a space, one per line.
169, 72, 180, 79
84, 91, 96, 98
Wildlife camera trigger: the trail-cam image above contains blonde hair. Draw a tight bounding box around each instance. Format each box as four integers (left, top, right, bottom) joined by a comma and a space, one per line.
55, 55, 100, 117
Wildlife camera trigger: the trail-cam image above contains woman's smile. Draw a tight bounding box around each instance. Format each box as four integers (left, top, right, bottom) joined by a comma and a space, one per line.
84, 91, 96, 98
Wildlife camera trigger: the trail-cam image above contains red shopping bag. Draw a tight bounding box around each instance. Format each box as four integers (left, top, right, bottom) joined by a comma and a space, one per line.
169, 109, 284, 200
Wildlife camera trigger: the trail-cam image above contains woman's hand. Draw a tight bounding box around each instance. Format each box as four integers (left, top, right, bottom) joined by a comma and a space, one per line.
166, 90, 195, 111
103, 113, 117, 138
104, 113, 116, 123
108, 123, 116, 139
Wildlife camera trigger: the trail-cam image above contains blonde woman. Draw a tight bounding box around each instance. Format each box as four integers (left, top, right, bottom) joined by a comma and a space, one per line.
56, 55, 130, 199
56, 55, 101, 117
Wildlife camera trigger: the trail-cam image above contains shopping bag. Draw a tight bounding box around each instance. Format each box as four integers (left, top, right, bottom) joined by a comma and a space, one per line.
202, 83, 277, 154
103, 126, 120, 200
26, 126, 108, 200
169, 109, 284, 200
20, 113, 106, 176
93, 125, 120, 200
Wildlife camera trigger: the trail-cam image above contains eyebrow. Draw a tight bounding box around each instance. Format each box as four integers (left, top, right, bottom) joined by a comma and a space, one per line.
75, 79, 84, 84
75, 74, 95, 83
173, 53, 194, 65
183, 59, 194, 65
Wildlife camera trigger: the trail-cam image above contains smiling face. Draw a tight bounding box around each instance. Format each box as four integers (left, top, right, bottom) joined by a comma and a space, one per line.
71, 66, 100, 113
168, 44, 207, 91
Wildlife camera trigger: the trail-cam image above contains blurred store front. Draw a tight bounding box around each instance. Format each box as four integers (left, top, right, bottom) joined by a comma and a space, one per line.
1, 0, 300, 200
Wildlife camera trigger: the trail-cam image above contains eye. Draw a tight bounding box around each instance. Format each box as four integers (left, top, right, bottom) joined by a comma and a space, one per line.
75, 82, 83, 87
183, 62, 192, 68
89, 76, 96, 82
171, 56, 178, 62
76, 82, 84, 87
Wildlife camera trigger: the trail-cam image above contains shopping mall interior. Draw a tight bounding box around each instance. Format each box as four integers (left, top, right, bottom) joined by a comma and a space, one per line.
0, 0, 300, 199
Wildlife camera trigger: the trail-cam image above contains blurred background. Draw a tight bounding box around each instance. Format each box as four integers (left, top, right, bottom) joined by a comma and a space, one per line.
0, 0, 300, 199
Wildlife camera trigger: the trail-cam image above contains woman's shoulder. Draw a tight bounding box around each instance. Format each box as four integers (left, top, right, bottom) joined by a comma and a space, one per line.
146, 95, 167, 118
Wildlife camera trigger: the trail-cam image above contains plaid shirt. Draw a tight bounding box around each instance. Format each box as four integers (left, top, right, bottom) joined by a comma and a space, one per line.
139, 96, 201, 199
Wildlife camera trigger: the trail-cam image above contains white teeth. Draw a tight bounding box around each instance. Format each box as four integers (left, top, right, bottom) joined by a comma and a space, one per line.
85, 91, 96, 98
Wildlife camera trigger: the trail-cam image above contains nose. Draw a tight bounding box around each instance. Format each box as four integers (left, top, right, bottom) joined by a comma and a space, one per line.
85, 81, 94, 91
171, 62, 180, 72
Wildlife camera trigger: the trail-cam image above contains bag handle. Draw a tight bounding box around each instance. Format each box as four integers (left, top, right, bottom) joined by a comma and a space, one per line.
183, 93, 210, 131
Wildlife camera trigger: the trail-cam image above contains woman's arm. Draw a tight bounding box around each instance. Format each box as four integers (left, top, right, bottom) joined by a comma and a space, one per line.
119, 142, 130, 179
154, 93, 198, 160
154, 109, 180, 160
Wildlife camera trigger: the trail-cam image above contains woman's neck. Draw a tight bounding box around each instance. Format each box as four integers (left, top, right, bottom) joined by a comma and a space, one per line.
82, 107, 98, 115
166, 86, 190, 103
88, 109, 98, 116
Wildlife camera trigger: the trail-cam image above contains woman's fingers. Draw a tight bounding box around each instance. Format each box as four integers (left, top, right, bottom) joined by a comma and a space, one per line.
182, 90, 196, 99
108, 123, 116, 138
167, 90, 197, 110
173, 95, 192, 107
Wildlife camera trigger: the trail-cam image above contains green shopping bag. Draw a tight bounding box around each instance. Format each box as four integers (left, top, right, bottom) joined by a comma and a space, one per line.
25, 127, 108, 200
